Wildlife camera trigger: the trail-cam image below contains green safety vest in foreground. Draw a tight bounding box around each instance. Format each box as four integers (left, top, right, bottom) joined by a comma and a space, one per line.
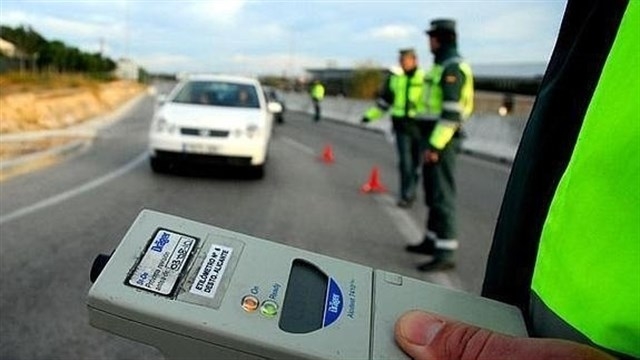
425, 59, 474, 149
364, 68, 427, 121
532, 1, 639, 356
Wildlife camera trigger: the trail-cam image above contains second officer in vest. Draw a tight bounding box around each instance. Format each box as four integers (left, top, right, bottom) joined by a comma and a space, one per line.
406, 19, 474, 271
362, 48, 427, 208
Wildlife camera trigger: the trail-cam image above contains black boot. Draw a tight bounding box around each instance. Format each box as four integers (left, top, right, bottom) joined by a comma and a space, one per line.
397, 195, 416, 209
405, 235, 436, 255
417, 250, 455, 272
397, 198, 414, 208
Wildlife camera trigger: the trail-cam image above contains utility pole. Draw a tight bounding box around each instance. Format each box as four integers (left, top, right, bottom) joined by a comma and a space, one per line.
124, 1, 130, 60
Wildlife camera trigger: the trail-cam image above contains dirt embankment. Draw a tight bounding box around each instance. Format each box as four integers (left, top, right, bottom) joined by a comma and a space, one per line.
0, 80, 146, 134
0, 80, 147, 166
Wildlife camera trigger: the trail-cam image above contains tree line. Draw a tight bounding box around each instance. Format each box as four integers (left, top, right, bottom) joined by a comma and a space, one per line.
1, 24, 116, 75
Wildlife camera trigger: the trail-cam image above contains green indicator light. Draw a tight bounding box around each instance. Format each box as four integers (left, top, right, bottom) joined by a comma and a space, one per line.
260, 300, 278, 318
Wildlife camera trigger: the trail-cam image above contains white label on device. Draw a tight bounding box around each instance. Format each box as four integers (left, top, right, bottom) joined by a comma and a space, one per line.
128, 230, 197, 295
189, 244, 233, 298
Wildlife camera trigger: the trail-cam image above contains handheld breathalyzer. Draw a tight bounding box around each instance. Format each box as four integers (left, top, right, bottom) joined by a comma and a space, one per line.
87, 209, 527, 359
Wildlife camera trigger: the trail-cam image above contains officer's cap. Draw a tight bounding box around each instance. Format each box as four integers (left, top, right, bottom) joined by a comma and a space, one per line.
425, 19, 456, 35
399, 48, 416, 57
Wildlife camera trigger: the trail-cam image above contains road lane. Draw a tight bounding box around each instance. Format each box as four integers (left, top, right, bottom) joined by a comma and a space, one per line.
0, 98, 154, 213
0, 151, 147, 225
275, 113, 511, 293
0, 97, 511, 359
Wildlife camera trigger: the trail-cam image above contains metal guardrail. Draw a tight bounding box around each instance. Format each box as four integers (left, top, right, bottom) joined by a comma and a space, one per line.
281, 91, 528, 163
475, 76, 542, 96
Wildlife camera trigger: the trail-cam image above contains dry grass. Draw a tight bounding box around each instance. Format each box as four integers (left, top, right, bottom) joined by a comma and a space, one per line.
0, 73, 144, 181
0, 72, 107, 97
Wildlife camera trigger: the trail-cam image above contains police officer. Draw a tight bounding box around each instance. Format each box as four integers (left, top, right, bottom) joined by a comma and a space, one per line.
396, 1, 638, 358
310, 80, 325, 122
405, 19, 474, 271
362, 48, 427, 208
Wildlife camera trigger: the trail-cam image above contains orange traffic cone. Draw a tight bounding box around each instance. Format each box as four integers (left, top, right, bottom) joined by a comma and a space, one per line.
360, 166, 387, 193
320, 144, 335, 163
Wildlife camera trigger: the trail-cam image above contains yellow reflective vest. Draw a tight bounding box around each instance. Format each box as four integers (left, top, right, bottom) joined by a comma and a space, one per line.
483, 1, 639, 357
364, 68, 427, 121
425, 58, 474, 149
310, 83, 325, 101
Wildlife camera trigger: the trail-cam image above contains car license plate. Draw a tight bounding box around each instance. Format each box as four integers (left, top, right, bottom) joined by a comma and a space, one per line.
184, 143, 218, 154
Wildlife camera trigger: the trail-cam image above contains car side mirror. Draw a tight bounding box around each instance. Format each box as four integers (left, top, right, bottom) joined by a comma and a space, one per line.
267, 102, 283, 113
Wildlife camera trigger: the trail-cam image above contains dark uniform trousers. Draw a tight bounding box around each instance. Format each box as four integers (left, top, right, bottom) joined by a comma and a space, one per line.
312, 99, 321, 121
393, 118, 424, 202
423, 135, 461, 240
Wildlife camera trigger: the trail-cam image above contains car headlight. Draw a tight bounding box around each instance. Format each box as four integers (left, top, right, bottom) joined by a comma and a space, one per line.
154, 117, 177, 134
245, 124, 261, 138
234, 124, 262, 138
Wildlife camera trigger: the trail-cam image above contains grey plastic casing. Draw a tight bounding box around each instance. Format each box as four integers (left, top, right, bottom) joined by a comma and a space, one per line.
87, 209, 527, 359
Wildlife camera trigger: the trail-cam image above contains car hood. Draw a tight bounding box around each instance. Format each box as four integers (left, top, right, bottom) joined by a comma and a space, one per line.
159, 103, 266, 129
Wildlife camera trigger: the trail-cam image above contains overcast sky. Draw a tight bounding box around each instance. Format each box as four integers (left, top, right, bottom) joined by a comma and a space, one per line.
1, 0, 567, 76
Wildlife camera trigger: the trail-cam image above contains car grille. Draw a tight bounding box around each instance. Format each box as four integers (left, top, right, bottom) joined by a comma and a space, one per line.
156, 150, 252, 166
180, 128, 229, 137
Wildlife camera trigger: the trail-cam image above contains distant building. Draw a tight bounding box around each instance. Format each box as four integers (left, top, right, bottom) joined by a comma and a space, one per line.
0, 38, 16, 57
0, 37, 27, 73
114, 58, 139, 80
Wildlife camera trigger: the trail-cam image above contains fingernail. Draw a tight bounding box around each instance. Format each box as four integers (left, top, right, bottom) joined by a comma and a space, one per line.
423, 319, 445, 345
401, 312, 446, 346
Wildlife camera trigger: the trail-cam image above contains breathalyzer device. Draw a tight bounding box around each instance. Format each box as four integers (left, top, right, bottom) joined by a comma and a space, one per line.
87, 209, 527, 359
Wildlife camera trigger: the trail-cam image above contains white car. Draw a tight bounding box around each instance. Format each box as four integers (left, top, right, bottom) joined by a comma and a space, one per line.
149, 74, 281, 178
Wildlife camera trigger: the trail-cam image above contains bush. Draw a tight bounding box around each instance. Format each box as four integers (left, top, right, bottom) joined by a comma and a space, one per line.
349, 66, 385, 99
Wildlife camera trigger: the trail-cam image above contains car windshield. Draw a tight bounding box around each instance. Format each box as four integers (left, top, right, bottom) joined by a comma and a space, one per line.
172, 81, 260, 109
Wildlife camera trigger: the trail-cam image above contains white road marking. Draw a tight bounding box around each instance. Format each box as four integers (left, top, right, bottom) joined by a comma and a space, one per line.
279, 134, 466, 290
279, 136, 316, 156
374, 195, 423, 245
0, 151, 148, 225
374, 193, 465, 291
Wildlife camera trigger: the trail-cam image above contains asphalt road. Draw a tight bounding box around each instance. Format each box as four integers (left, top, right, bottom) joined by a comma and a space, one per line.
0, 94, 511, 359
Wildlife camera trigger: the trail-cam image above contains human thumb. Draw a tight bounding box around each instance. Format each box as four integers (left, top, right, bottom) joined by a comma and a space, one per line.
394, 310, 614, 360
